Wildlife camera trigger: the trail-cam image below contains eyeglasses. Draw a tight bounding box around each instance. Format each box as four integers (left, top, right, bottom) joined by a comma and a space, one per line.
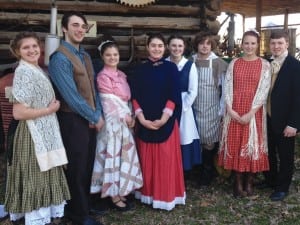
70, 23, 89, 30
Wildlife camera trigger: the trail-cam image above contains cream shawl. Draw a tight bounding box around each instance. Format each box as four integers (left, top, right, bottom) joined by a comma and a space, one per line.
220, 57, 271, 160
12, 60, 68, 171
91, 93, 143, 196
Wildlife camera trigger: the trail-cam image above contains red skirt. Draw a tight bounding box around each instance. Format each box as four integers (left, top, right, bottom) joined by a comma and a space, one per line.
218, 108, 269, 172
135, 122, 186, 210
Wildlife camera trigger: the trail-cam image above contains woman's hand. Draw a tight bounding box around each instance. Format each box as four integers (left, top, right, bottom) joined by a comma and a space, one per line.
47, 99, 60, 114
152, 112, 170, 129
136, 112, 158, 130
227, 105, 241, 123
141, 120, 158, 130
13, 98, 60, 120
240, 107, 260, 125
240, 111, 254, 124
125, 114, 135, 128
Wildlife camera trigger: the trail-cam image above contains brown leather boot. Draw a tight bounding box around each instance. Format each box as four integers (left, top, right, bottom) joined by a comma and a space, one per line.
233, 172, 247, 198
245, 173, 254, 196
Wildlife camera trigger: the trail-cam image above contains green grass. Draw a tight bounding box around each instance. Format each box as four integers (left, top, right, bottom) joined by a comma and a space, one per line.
1, 137, 300, 225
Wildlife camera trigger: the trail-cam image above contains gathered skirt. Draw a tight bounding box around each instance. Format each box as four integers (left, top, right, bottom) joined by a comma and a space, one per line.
90, 120, 143, 197
4, 121, 70, 215
135, 122, 186, 211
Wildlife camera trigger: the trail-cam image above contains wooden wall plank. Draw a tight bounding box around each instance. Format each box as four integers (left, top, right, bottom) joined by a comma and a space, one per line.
0, 12, 201, 30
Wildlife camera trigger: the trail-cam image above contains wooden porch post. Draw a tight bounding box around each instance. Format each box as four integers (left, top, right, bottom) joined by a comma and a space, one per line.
256, 0, 262, 55
242, 14, 245, 34
284, 9, 289, 31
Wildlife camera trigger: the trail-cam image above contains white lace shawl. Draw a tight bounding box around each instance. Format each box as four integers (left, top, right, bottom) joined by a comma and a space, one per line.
220, 58, 271, 160
12, 60, 68, 171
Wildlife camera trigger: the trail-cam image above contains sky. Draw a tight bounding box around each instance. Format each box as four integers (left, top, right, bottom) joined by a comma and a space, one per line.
217, 12, 300, 49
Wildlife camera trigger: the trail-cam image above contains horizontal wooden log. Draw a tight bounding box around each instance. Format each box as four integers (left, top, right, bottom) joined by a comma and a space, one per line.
0, 12, 201, 30
0, 30, 222, 66
0, 0, 201, 17
0, 32, 47, 43
0, 31, 198, 46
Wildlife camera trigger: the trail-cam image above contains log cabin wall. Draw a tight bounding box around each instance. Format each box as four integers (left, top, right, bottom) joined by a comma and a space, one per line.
0, 0, 222, 70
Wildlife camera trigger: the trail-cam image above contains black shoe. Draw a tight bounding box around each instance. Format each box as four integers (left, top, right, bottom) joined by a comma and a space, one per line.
89, 207, 108, 216
90, 197, 110, 216
82, 217, 104, 225
184, 171, 192, 181
197, 167, 213, 186
122, 197, 135, 209
270, 191, 288, 201
110, 199, 132, 212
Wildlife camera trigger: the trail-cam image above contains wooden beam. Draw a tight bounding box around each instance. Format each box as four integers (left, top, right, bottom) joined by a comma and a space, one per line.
256, 0, 262, 55
284, 9, 289, 31
0, 1, 201, 17
0, 32, 203, 62
242, 15, 245, 34
0, 32, 198, 45
255, 0, 262, 33
0, 12, 201, 30
221, 0, 300, 17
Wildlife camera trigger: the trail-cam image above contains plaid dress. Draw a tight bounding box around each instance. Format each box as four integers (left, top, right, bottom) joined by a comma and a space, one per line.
4, 60, 70, 225
218, 58, 269, 172
5, 120, 70, 214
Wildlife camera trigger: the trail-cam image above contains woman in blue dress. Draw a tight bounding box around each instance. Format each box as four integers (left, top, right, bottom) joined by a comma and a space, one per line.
129, 33, 185, 211
166, 35, 202, 174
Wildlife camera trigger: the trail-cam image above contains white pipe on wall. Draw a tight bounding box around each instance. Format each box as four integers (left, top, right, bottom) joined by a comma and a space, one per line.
44, 2, 60, 66
44, 34, 60, 66
50, 6, 57, 35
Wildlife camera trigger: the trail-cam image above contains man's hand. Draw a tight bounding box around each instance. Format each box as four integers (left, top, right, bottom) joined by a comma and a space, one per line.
95, 116, 105, 132
283, 126, 297, 137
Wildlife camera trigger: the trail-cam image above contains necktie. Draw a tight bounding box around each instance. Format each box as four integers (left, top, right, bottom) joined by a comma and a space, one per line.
267, 61, 281, 116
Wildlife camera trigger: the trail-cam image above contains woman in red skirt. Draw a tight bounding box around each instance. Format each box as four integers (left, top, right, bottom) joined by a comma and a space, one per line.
218, 30, 271, 197
129, 33, 185, 210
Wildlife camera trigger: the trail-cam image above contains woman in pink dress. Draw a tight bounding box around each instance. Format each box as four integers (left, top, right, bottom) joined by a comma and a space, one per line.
218, 30, 271, 197
90, 40, 143, 211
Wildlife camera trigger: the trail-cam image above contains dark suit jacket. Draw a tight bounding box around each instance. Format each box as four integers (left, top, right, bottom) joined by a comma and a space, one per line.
270, 54, 300, 133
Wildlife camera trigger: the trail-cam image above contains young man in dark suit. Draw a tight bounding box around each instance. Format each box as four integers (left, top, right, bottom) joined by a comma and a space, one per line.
266, 30, 300, 201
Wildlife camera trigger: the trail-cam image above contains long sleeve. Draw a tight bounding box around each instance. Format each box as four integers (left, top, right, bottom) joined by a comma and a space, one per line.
182, 63, 198, 112
49, 51, 102, 124
288, 59, 300, 130
130, 59, 181, 142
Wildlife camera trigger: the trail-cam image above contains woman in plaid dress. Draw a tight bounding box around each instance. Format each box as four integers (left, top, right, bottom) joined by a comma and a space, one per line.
218, 30, 271, 197
4, 32, 70, 225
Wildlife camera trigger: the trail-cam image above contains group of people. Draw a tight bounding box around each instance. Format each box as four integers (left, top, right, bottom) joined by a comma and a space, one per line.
219, 29, 300, 201
2, 10, 300, 225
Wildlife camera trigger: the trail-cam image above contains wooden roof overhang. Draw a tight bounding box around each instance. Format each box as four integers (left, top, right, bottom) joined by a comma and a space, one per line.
221, 0, 300, 56
221, 0, 300, 17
